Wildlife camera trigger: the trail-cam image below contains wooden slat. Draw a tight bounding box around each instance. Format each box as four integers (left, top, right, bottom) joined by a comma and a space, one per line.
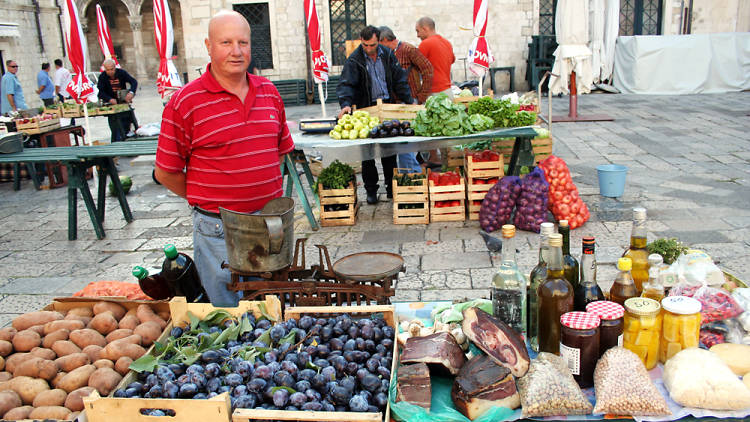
84, 391, 232, 422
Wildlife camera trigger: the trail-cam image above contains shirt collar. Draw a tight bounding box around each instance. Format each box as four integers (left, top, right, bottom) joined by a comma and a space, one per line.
201, 63, 259, 100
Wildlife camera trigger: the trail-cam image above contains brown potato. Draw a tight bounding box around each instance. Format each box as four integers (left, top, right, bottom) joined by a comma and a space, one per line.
0, 390, 22, 417
0, 372, 12, 382
12, 357, 57, 381
157, 311, 170, 321
4, 353, 32, 373
87, 367, 122, 396
0, 328, 17, 342
92, 302, 126, 320
105, 329, 133, 343
136, 305, 167, 329
0, 356, 4, 372
57, 364, 96, 393
52, 340, 81, 357
50, 372, 66, 389
0, 341, 11, 357
29, 347, 56, 360
82, 345, 102, 362
69, 328, 106, 349
42, 328, 70, 349
64, 386, 95, 412
134, 321, 163, 347
6, 376, 50, 404
100, 342, 146, 362
25, 325, 46, 336
55, 353, 89, 372
12, 312, 63, 332
43, 320, 85, 336
93, 359, 114, 369
114, 356, 132, 376
28, 406, 71, 420
64, 314, 92, 326
110, 334, 142, 346
66, 307, 94, 318
3, 405, 33, 420
32, 388, 67, 407
117, 314, 140, 331
88, 312, 118, 335
11, 330, 41, 352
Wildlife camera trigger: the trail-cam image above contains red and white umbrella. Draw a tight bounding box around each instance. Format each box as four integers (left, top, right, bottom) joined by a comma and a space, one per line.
154, 0, 182, 99
96, 4, 120, 72
62, 0, 93, 145
467, 0, 494, 95
304, 0, 330, 115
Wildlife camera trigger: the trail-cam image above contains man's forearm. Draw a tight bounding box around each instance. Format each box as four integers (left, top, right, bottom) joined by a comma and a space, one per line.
6, 94, 15, 110
154, 167, 187, 199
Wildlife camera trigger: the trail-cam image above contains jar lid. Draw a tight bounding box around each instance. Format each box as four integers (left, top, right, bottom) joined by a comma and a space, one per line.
560, 311, 601, 330
586, 300, 625, 320
624, 297, 661, 316
661, 296, 702, 315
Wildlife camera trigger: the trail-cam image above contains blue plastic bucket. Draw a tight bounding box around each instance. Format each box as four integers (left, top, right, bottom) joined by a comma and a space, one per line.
596, 164, 628, 197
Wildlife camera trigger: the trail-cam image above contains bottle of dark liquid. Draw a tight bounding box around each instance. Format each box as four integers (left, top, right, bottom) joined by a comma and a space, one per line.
132, 266, 173, 300
574, 237, 604, 311
491, 225, 527, 338
623, 207, 650, 293
161, 244, 208, 303
609, 258, 638, 306
538, 233, 574, 354
559, 220, 580, 290
528, 222, 556, 352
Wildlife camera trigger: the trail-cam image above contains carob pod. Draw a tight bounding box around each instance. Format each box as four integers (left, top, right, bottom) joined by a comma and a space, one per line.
400, 332, 466, 375
396, 363, 431, 410
462, 307, 530, 377
452, 354, 520, 419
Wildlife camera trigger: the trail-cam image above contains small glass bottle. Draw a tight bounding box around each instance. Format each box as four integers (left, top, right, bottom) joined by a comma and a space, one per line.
623, 207, 650, 293
574, 236, 604, 311
559, 220, 580, 290
641, 254, 666, 302
659, 296, 701, 363
586, 300, 625, 358
528, 222, 556, 352
492, 225, 527, 337
609, 257, 638, 306
623, 297, 661, 369
560, 311, 601, 388
537, 233, 574, 355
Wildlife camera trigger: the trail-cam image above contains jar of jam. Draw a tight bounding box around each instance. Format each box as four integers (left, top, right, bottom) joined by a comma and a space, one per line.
560, 311, 601, 388
623, 297, 661, 369
586, 300, 625, 358
660, 296, 701, 363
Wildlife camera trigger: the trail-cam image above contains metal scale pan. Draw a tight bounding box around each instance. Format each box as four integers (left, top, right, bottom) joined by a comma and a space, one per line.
332, 251, 405, 282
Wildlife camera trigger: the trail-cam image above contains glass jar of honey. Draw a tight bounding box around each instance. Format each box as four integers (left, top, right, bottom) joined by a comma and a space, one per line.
660, 296, 701, 363
586, 300, 625, 358
560, 311, 601, 388
623, 297, 661, 369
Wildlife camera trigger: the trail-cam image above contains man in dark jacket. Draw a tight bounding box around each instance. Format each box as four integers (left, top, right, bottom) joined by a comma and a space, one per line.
337, 25, 414, 204
97, 59, 138, 142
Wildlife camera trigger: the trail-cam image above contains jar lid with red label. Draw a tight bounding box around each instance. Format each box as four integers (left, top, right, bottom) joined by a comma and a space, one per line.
586, 300, 625, 320
561, 311, 601, 330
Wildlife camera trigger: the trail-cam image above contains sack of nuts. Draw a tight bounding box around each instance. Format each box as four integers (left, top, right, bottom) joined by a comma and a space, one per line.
516, 352, 593, 417
593, 347, 671, 416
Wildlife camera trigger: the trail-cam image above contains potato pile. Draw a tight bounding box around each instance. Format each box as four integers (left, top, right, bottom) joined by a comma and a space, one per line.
0, 301, 168, 420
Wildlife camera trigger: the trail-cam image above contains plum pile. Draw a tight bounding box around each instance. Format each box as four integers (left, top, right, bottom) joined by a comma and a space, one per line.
116, 312, 395, 415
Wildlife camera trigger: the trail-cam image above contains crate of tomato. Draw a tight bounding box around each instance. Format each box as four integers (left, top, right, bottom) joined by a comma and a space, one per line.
464, 150, 503, 220
428, 169, 465, 222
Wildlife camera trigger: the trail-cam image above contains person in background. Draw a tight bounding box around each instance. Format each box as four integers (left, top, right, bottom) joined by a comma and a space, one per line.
1, 60, 27, 115
53, 59, 72, 102
97, 59, 138, 142
416, 16, 456, 167
379, 25, 433, 173
154, 10, 293, 307
36, 63, 55, 106
336, 25, 414, 204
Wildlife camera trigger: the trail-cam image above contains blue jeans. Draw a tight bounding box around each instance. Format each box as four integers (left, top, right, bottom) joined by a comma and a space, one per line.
192, 211, 242, 307
397, 152, 422, 173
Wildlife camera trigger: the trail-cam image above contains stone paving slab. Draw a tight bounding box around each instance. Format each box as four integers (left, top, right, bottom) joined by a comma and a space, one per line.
0, 277, 76, 295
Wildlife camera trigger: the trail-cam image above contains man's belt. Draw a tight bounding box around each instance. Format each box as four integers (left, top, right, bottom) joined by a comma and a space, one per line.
194, 207, 221, 219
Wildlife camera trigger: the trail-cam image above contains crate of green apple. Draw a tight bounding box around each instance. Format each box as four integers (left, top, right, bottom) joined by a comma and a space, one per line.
104, 303, 396, 422
370, 119, 415, 138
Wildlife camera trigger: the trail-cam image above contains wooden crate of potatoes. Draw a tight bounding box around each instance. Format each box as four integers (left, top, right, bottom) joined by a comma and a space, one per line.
428, 169, 466, 222
465, 153, 503, 220
392, 169, 429, 225
319, 181, 358, 227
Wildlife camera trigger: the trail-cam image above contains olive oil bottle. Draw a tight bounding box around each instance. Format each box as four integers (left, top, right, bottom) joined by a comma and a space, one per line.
537, 233, 573, 354
609, 257, 638, 306
623, 207, 650, 293
528, 222, 556, 352
559, 220, 580, 290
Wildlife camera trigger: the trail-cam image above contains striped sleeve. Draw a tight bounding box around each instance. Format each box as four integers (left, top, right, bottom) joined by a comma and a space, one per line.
271, 86, 294, 155
155, 97, 188, 173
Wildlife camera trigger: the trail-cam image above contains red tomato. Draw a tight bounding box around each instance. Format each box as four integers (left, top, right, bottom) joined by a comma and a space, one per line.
451, 200, 460, 207
488, 177, 498, 184
562, 194, 572, 204
438, 174, 451, 186
549, 169, 559, 179
474, 178, 486, 185
570, 201, 581, 214
553, 191, 563, 202
558, 203, 570, 216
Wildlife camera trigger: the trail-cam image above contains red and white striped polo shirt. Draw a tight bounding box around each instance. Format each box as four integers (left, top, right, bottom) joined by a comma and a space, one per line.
155, 65, 294, 213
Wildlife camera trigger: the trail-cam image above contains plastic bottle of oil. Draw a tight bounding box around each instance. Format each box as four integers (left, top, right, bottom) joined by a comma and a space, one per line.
623, 207, 650, 293
161, 244, 209, 303
641, 254, 666, 302
609, 257, 639, 306
537, 233, 573, 354
132, 266, 173, 300
528, 222, 556, 352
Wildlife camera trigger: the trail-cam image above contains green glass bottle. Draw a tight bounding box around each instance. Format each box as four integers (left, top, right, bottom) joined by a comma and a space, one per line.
528, 222, 556, 352
559, 220, 580, 290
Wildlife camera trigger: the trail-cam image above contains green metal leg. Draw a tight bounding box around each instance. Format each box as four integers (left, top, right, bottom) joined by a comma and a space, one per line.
67, 164, 78, 240
103, 158, 133, 223
12, 163, 20, 191
96, 164, 107, 223
299, 159, 319, 208
283, 161, 294, 197
284, 155, 319, 231
68, 163, 105, 240
507, 136, 536, 176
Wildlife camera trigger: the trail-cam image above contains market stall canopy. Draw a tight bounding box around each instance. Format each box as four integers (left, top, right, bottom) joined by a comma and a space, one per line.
0, 22, 20, 38
154, 0, 183, 99
96, 5, 120, 72
549, 0, 593, 95
467, 0, 494, 95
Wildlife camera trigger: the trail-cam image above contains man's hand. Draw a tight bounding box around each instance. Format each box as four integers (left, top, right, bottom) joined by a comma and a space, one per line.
125, 92, 134, 103
338, 106, 352, 119
108, 99, 117, 105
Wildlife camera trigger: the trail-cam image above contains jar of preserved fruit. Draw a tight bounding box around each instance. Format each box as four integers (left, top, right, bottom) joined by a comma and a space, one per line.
560, 311, 601, 388
660, 296, 701, 363
623, 297, 661, 369
586, 300, 625, 358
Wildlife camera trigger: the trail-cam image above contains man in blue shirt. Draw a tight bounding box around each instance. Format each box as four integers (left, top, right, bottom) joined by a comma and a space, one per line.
36, 63, 56, 106
1, 60, 27, 115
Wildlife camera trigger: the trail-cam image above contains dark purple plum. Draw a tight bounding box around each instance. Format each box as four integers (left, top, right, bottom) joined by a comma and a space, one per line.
225, 373, 243, 387
289, 391, 307, 407
272, 389, 289, 407
330, 385, 352, 406
361, 374, 380, 392
349, 395, 369, 412
178, 383, 198, 398
247, 378, 267, 393
294, 380, 311, 392
301, 401, 322, 411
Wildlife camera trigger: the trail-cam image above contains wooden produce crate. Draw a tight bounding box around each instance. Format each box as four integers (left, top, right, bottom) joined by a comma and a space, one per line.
464, 154, 503, 220
43, 105, 63, 118
428, 171, 466, 222
62, 103, 83, 118
447, 148, 465, 169
452, 92, 494, 108
233, 304, 397, 422
491, 136, 554, 165
319, 181, 358, 227
392, 169, 429, 225
359, 98, 424, 121
15, 116, 60, 134
85, 105, 99, 116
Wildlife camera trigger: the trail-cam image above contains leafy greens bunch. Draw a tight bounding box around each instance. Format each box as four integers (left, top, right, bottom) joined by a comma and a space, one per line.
414, 93, 474, 137
317, 160, 355, 191
468, 97, 537, 128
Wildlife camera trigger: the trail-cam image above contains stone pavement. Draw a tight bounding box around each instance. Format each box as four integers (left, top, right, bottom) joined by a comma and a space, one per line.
0, 82, 748, 327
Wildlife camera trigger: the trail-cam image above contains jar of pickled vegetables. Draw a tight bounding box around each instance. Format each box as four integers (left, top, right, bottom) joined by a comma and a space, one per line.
623, 297, 661, 369
659, 296, 701, 363
586, 300, 625, 358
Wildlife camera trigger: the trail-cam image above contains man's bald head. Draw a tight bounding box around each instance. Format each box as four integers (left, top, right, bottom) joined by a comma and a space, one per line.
208, 10, 250, 41
205, 10, 252, 82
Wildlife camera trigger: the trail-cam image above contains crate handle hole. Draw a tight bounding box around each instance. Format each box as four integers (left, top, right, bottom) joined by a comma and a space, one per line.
139, 408, 177, 417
